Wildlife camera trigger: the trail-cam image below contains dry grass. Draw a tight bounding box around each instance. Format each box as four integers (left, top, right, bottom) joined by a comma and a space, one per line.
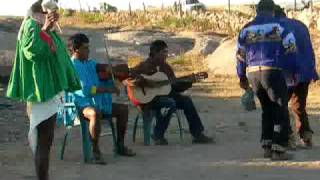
127, 56, 144, 69
58, 8, 251, 36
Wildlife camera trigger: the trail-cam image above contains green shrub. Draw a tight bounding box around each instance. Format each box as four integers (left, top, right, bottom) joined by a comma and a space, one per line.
78, 12, 105, 24
61, 9, 75, 17
158, 15, 194, 29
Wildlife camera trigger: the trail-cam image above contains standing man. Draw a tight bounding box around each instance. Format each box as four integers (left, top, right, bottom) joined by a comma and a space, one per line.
274, 5, 319, 148
6, 1, 81, 180
236, 0, 296, 160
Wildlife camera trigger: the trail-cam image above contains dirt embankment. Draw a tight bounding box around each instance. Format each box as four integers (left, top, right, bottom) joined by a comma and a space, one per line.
0, 17, 223, 85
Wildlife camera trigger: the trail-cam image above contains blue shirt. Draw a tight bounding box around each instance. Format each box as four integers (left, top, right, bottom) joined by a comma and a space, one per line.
279, 17, 319, 83
71, 59, 113, 114
236, 12, 297, 78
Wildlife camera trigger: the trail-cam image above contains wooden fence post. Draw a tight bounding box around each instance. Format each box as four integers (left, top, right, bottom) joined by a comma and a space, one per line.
143, 2, 146, 13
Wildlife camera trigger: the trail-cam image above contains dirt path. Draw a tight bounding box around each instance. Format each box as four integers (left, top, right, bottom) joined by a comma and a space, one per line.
0, 76, 320, 180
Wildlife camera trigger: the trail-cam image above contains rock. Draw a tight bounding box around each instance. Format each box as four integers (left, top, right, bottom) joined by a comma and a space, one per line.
206, 38, 237, 75
200, 39, 220, 56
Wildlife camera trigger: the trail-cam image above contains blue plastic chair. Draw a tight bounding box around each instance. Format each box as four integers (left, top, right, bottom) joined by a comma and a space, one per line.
57, 94, 117, 163
132, 107, 185, 145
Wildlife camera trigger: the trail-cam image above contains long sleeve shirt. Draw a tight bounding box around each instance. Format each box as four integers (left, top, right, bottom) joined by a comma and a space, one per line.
130, 58, 176, 82
236, 12, 297, 78
279, 17, 319, 83
6, 18, 81, 102
71, 59, 113, 114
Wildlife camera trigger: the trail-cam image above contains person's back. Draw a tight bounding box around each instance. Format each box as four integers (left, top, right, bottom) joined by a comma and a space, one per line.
236, 0, 296, 161
274, 5, 318, 148
237, 12, 294, 71
285, 18, 318, 82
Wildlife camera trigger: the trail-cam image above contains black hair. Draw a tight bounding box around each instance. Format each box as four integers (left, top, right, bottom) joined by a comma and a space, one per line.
274, 5, 287, 18
149, 40, 168, 57
31, 0, 43, 13
256, 0, 275, 13
67, 33, 90, 53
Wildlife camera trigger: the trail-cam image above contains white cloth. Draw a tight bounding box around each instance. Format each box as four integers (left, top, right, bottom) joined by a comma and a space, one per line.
27, 94, 63, 154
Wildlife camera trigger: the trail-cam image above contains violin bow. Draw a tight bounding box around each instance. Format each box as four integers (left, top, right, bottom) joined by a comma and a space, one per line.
102, 27, 115, 81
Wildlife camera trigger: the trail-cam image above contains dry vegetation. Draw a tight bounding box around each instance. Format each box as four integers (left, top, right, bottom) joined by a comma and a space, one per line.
59, 8, 252, 36
59, 7, 320, 71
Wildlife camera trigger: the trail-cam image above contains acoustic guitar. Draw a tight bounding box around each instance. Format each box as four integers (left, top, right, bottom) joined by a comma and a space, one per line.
127, 71, 208, 106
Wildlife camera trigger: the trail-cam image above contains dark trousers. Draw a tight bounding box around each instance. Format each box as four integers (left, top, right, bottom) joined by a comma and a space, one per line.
111, 103, 129, 146
149, 93, 204, 138
288, 82, 313, 139
35, 115, 56, 180
248, 70, 290, 152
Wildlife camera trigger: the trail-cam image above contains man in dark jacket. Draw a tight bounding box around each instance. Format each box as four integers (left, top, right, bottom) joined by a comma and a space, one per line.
236, 0, 297, 160
274, 5, 319, 148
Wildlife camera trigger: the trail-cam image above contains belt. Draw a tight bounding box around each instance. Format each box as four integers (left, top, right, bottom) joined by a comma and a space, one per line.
247, 66, 281, 73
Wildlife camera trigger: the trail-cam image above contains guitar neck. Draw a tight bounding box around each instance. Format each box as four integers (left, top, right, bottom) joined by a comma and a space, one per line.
176, 74, 195, 82
176, 72, 208, 82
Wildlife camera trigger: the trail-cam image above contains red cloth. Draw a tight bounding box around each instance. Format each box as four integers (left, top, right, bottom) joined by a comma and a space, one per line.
39, 31, 56, 52
126, 86, 140, 106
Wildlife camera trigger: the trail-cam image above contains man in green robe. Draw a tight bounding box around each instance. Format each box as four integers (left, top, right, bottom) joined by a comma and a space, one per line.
6, 1, 81, 180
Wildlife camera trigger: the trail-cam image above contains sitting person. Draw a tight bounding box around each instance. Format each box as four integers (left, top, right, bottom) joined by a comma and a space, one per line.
67, 33, 135, 164
127, 40, 214, 145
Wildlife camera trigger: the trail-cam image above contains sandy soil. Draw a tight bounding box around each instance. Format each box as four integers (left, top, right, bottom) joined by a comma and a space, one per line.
1, 76, 320, 180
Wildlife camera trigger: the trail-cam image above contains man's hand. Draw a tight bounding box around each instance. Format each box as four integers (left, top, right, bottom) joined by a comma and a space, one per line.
123, 78, 137, 87
42, 12, 59, 31
239, 77, 249, 90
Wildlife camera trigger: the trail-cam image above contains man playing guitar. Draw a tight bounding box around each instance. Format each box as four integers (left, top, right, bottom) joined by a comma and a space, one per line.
127, 40, 214, 145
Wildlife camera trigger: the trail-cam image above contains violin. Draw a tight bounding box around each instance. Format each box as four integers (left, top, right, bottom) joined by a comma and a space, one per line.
96, 63, 129, 82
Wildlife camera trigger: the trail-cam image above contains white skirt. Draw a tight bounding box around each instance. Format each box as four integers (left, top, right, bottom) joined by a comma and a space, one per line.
27, 93, 63, 154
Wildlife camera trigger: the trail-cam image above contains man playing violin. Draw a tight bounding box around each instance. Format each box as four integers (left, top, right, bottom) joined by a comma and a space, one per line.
67, 33, 135, 164
127, 40, 214, 145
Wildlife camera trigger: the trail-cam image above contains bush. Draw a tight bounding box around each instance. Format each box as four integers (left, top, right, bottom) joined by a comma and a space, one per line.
78, 12, 105, 24
159, 15, 194, 29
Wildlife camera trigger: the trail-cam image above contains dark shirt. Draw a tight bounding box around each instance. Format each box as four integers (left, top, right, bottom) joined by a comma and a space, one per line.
130, 58, 176, 82
130, 57, 194, 94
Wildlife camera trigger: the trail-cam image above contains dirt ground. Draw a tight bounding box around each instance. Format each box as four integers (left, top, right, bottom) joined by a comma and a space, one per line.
0, 76, 320, 180
0, 23, 320, 180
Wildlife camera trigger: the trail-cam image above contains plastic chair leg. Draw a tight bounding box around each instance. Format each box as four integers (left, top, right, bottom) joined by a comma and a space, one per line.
132, 113, 140, 143
60, 126, 72, 160
142, 110, 153, 146
80, 119, 92, 163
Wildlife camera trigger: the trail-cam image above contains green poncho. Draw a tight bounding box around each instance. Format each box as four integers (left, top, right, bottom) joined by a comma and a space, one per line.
6, 18, 81, 102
